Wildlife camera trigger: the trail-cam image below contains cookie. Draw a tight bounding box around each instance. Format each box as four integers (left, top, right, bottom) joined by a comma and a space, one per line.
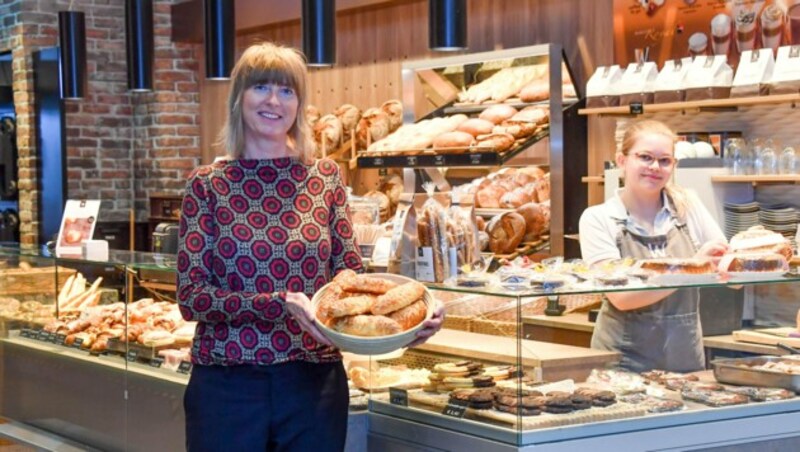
494, 403, 541, 416
473, 377, 497, 388
546, 391, 571, 398
469, 400, 494, 410
450, 389, 473, 402
570, 394, 593, 410
469, 389, 497, 404
594, 390, 617, 401
542, 405, 573, 414
495, 395, 520, 407
592, 398, 616, 407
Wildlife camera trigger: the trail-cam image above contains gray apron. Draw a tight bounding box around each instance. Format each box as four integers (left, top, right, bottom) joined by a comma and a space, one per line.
591, 218, 705, 373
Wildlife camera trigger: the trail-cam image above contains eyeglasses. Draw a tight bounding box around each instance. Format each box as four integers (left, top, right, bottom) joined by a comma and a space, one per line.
632, 152, 675, 168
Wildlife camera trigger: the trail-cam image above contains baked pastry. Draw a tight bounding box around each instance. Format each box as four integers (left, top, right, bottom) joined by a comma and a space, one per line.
638, 258, 716, 274
306, 105, 321, 126
475, 132, 515, 152
519, 79, 549, 102
332, 315, 403, 336
371, 281, 426, 315
486, 212, 526, 254
334, 103, 362, 132
380, 99, 404, 131
387, 299, 427, 330
475, 184, 508, 209
313, 114, 343, 154
718, 253, 788, 273
729, 226, 793, 261
515, 202, 547, 241
478, 104, 518, 125
333, 269, 398, 295
499, 187, 533, 209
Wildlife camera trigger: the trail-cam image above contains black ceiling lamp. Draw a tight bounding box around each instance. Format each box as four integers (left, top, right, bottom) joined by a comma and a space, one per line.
126, 0, 154, 92
58, 11, 87, 99
429, 0, 467, 51
205, 0, 235, 79
302, 0, 336, 67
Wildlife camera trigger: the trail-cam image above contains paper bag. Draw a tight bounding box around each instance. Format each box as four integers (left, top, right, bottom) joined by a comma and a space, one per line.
731, 49, 775, 97
618, 62, 658, 105
654, 58, 692, 103
769, 45, 800, 95
586, 65, 623, 108
387, 193, 417, 278
684, 55, 734, 101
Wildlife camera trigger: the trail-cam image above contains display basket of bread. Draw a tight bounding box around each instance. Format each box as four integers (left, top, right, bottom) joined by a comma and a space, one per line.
313, 270, 435, 355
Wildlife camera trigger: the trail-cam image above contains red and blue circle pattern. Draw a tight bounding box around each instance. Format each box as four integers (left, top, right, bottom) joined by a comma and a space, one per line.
177, 157, 363, 366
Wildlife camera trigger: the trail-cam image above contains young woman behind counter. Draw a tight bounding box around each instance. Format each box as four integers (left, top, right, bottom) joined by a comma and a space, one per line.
579, 120, 728, 373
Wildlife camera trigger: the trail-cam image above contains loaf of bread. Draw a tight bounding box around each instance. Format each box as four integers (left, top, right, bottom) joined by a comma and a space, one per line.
457, 118, 495, 137
475, 132, 515, 152
486, 212, 526, 254
519, 79, 550, 102
479, 104, 518, 124
314, 114, 343, 154
332, 315, 403, 336
387, 299, 427, 330
729, 226, 793, 261
493, 122, 537, 139
500, 187, 534, 209
433, 131, 475, 151
475, 184, 508, 209
516, 202, 548, 241
334, 103, 362, 132
381, 99, 404, 131
372, 281, 426, 315
306, 105, 321, 126
356, 108, 391, 150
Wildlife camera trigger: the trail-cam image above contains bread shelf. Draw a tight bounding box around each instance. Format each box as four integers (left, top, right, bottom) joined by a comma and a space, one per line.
356, 129, 550, 169
710, 175, 800, 184
578, 93, 800, 116
443, 99, 577, 115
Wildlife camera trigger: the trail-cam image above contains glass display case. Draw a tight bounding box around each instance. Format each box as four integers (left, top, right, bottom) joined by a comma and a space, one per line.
1, 246, 800, 451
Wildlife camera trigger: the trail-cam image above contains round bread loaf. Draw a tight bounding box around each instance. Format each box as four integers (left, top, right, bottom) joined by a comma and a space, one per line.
457, 118, 495, 137
478, 104, 518, 125
516, 202, 547, 241
475, 132, 515, 152
475, 216, 486, 232
475, 184, 507, 208
509, 107, 548, 124
499, 187, 533, 209
486, 212, 526, 254
519, 79, 549, 103
381, 99, 403, 131
334, 103, 362, 132
432, 131, 475, 150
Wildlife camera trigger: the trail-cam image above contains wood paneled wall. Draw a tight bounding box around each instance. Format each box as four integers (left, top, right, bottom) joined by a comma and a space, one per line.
200, 0, 615, 201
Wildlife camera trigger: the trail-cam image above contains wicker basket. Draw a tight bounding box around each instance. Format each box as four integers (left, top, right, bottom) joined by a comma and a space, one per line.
442, 293, 516, 333
470, 297, 548, 337
0, 266, 77, 297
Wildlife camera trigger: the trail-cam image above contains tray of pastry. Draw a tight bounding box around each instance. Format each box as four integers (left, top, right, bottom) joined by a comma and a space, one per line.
712, 356, 800, 392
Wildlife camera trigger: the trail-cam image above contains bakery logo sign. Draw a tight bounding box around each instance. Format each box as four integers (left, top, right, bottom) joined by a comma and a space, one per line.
614, 0, 800, 69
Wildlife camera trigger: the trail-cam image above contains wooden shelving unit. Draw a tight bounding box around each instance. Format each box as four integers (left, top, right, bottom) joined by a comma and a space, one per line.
710, 174, 800, 185
578, 93, 800, 116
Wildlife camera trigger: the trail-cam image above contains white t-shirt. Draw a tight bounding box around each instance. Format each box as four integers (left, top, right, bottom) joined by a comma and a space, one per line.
579, 188, 726, 265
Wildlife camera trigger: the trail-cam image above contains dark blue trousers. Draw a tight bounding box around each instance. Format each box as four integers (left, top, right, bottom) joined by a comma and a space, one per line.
184, 360, 349, 452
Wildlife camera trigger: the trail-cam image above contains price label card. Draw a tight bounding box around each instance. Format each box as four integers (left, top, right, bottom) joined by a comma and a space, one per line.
389, 387, 409, 407
73, 338, 84, 349
36, 330, 49, 342
441, 400, 468, 418
469, 154, 483, 165
20, 329, 32, 339
48, 332, 59, 344
149, 357, 164, 368
56, 334, 68, 346
126, 349, 140, 362
177, 361, 193, 374
629, 102, 644, 115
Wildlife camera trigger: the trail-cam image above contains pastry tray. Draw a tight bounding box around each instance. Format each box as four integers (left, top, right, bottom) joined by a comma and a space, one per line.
712, 356, 800, 392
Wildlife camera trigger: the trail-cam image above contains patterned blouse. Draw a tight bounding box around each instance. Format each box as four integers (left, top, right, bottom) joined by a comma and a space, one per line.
177, 157, 363, 366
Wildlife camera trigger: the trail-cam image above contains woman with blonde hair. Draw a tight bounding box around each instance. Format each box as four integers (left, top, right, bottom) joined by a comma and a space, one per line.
579, 119, 727, 372
177, 42, 443, 451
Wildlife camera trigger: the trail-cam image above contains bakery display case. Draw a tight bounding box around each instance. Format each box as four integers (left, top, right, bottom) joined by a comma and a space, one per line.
2, 246, 800, 450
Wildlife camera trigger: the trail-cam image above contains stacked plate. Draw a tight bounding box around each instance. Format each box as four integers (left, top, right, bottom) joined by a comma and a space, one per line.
758, 204, 799, 250
723, 202, 759, 240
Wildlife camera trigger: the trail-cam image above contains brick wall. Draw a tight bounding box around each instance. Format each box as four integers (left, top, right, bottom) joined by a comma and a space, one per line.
0, 0, 201, 243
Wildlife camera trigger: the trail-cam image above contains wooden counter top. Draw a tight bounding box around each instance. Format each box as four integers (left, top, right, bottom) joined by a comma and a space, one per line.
522, 313, 594, 333
703, 334, 789, 356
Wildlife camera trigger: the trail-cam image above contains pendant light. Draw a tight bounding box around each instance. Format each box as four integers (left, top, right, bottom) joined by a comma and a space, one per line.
58, 11, 87, 99
126, 0, 154, 91
205, 0, 235, 79
428, 0, 467, 51
302, 0, 336, 67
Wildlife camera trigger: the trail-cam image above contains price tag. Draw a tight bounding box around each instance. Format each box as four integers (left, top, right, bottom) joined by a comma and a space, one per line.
433, 155, 446, 166
378, 168, 388, 176
36, 330, 49, 342
177, 361, 193, 374
389, 387, 409, 407
126, 349, 139, 362
469, 154, 483, 165
629, 102, 644, 115
373, 158, 384, 166
405, 156, 418, 166
20, 329, 32, 339
441, 399, 468, 418
48, 332, 59, 344
73, 337, 84, 349
56, 334, 68, 346
149, 357, 164, 368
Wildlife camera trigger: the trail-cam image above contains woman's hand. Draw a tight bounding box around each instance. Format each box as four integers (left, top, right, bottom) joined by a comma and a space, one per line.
406, 300, 445, 348
695, 239, 729, 265
284, 292, 333, 346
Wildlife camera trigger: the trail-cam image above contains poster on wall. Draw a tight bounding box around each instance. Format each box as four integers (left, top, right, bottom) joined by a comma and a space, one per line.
56, 200, 100, 256
614, 0, 800, 68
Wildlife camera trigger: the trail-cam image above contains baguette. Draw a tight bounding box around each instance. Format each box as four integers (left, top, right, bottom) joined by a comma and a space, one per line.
371, 281, 426, 315
63, 277, 103, 310
68, 274, 86, 299
332, 315, 403, 337
57, 274, 76, 307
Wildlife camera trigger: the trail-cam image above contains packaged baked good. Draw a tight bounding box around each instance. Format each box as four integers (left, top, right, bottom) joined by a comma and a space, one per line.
617, 61, 658, 105
387, 193, 417, 278
447, 189, 481, 275
415, 184, 450, 283
769, 45, 800, 95
731, 49, 775, 98
683, 55, 734, 101
653, 58, 691, 103
585, 65, 623, 108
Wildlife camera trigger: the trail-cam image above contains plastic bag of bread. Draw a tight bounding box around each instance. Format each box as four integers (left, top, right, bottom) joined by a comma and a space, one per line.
447, 189, 481, 276
415, 183, 450, 283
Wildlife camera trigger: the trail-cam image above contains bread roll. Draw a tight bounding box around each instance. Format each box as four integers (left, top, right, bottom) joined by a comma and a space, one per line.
332, 315, 403, 336
519, 79, 550, 102
475, 184, 508, 208
499, 187, 533, 209
476, 216, 486, 232
475, 132, 515, 153
457, 118, 495, 137
333, 270, 398, 295
372, 281, 426, 315
516, 202, 547, 241
324, 294, 376, 318
493, 122, 537, 139
486, 212, 526, 254
356, 108, 391, 150
513, 107, 549, 125
433, 131, 475, 151
381, 99, 404, 131
478, 105, 518, 125
387, 299, 427, 330
535, 174, 550, 203
306, 105, 321, 126
334, 103, 362, 132
314, 114, 343, 154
